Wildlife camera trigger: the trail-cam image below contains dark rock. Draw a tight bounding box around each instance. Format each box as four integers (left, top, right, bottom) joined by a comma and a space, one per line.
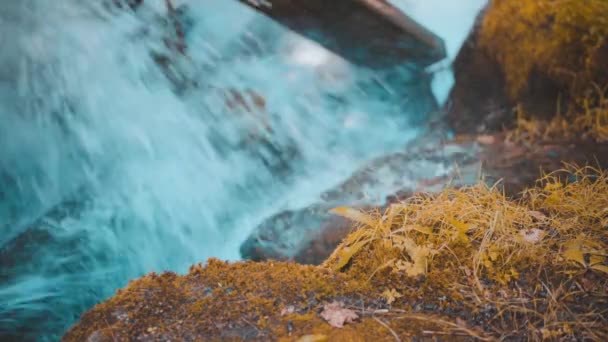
240, 203, 350, 264
238, 0, 446, 69
444, 8, 512, 134
479, 137, 608, 196
240, 127, 608, 265
446, 1, 608, 135
240, 136, 481, 264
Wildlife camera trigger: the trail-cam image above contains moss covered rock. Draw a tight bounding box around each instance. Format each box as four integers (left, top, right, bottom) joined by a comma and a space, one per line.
64, 167, 608, 341
447, 0, 608, 136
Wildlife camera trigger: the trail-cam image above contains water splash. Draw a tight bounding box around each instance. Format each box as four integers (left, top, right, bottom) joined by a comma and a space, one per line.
0, 1, 439, 339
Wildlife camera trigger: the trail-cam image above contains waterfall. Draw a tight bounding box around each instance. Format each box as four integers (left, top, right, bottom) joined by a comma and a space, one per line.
0, 1, 443, 339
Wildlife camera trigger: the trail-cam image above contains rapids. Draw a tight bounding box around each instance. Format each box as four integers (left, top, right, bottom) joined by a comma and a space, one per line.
0, 0, 485, 339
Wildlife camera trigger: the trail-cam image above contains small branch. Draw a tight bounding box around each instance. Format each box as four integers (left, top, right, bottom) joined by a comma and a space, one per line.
350, 307, 390, 316
373, 317, 402, 342
241, 318, 261, 333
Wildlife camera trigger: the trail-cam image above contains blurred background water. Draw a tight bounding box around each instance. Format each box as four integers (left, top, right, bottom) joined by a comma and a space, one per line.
0, 0, 485, 339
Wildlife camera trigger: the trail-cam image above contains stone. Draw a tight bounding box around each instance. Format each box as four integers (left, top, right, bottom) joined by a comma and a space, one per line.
237, 0, 446, 69
444, 7, 512, 134
240, 135, 481, 264
446, 0, 608, 135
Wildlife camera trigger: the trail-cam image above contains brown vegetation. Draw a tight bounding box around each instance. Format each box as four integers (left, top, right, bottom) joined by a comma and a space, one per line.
448, 0, 608, 139
64, 166, 608, 341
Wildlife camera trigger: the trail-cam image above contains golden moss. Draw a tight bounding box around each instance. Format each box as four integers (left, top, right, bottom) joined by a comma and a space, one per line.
477, 0, 608, 141
508, 87, 608, 143
65, 167, 608, 341
326, 165, 608, 340
480, 0, 608, 100
63, 261, 373, 341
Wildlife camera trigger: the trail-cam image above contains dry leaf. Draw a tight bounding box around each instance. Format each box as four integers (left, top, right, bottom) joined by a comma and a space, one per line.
406, 245, 430, 277
563, 249, 585, 267
590, 255, 608, 274
563, 241, 608, 273
330, 207, 375, 227
392, 235, 417, 251
447, 218, 471, 243
528, 210, 547, 221
394, 257, 427, 277
563, 242, 586, 267
320, 302, 359, 328
488, 246, 500, 261
519, 228, 545, 243
391, 236, 431, 277
333, 239, 369, 271
591, 264, 608, 274
382, 289, 402, 305
296, 334, 328, 342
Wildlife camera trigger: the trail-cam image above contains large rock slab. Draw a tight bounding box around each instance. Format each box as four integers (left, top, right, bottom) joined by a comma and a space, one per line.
238, 0, 446, 68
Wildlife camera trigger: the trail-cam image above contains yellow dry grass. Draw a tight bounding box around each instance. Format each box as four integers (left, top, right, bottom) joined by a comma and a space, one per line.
65, 168, 608, 341
326, 165, 608, 340
478, 0, 608, 142
508, 85, 608, 143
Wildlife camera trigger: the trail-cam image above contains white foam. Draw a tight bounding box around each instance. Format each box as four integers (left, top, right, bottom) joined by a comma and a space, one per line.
0, 1, 423, 338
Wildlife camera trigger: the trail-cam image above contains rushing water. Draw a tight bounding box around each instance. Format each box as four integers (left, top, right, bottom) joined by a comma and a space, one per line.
0, 0, 485, 340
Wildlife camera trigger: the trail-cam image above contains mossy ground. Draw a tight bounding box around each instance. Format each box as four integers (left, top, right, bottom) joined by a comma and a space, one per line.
64, 166, 608, 341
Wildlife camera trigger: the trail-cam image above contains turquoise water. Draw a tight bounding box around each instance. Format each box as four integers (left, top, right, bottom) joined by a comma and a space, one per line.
0, 1, 483, 340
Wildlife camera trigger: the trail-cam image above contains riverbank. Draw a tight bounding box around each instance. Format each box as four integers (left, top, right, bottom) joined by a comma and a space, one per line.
63, 0, 608, 340
64, 165, 608, 341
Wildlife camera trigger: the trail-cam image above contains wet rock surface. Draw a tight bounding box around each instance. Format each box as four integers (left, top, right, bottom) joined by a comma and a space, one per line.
242, 130, 608, 265
444, 8, 512, 134
240, 133, 482, 264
